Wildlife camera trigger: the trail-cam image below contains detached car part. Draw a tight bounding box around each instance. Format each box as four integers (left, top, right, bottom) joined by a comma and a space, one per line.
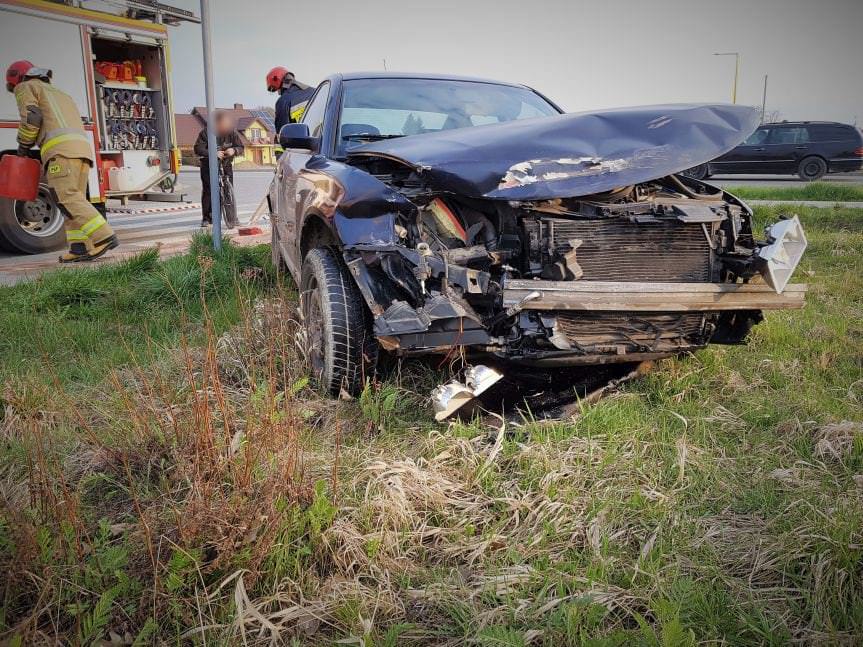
757, 216, 808, 293
431, 365, 504, 421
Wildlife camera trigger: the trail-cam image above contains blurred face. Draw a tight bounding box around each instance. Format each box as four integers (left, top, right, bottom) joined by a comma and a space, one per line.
215, 112, 234, 135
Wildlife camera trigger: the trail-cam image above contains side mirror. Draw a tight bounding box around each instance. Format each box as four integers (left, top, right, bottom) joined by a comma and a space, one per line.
279, 123, 318, 151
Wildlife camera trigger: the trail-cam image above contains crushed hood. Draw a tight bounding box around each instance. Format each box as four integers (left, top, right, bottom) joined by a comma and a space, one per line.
347, 104, 759, 200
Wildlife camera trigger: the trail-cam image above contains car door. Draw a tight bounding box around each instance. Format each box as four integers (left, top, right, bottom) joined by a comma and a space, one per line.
274, 81, 330, 274
762, 126, 810, 173
808, 124, 856, 171
711, 126, 770, 174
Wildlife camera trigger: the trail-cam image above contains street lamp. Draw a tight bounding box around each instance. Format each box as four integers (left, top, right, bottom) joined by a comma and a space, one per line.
713, 52, 740, 104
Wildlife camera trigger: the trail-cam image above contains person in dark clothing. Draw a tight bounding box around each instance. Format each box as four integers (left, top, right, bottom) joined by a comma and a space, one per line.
194, 110, 244, 228
266, 67, 316, 133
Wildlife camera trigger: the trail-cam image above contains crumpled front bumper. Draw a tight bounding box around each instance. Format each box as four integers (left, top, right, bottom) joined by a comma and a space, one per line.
501, 279, 807, 313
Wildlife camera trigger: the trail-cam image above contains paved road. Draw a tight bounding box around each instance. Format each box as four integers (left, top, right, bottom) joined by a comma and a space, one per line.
173, 169, 862, 203
710, 173, 862, 188
0, 206, 268, 286
2, 167, 861, 284
178, 169, 863, 198
175, 169, 862, 199
173, 168, 274, 213
0, 169, 274, 280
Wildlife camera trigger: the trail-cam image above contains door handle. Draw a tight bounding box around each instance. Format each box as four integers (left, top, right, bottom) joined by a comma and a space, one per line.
754, 147, 766, 151
794, 146, 808, 150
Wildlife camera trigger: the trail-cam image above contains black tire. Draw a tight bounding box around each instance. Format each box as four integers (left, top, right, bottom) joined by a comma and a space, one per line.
798, 156, 827, 181
682, 164, 710, 180
0, 183, 66, 254
300, 247, 378, 396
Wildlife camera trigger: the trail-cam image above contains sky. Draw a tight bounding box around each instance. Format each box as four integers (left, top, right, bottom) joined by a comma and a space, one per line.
167, 0, 860, 124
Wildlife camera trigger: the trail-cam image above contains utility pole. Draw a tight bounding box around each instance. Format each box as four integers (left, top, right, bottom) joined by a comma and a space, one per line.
382, 58, 388, 71
714, 52, 740, 104
200, 0, 221, 250
760, 74, 768, 123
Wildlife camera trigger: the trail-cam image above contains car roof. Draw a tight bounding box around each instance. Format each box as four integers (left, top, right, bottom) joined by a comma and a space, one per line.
331, 71, 530, 89
763, 120, 854, 127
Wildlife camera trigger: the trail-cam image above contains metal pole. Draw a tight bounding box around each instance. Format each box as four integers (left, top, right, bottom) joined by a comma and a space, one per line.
732, 53, 739, 104
714, 52, 740, 104
760, 74, 768, 123
200, 0, 221, 250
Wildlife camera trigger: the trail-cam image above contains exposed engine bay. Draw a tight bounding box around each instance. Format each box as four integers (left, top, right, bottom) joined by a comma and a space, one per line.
341, 163, 806, 367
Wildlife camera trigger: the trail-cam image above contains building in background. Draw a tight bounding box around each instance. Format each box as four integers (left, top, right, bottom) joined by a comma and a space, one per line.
175, 103, 277, 166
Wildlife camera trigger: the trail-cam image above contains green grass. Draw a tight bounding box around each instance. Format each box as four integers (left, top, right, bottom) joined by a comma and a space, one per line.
0, 233, 276, 387
1, 208, 861, 645
725, 181, 863, 202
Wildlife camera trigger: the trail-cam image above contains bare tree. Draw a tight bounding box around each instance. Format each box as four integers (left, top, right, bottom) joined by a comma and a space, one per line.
762, 109, 782, 124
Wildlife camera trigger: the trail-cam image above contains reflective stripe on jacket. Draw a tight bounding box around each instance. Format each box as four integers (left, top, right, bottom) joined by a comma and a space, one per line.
274, 84, 316, 133
14, 79, 93, 164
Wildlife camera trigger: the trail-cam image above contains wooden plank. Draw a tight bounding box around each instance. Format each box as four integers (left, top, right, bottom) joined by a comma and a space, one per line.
502, 280, 807, 312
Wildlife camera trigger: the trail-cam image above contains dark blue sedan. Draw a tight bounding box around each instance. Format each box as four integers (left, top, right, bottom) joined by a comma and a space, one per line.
268, 73, 807, 414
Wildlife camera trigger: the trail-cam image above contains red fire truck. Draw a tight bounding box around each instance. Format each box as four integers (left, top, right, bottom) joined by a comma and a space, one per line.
0, 0, 198, 253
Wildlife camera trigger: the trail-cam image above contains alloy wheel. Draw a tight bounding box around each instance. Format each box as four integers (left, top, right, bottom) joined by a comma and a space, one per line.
14, 186, 63, 238
302, 277, 326, 379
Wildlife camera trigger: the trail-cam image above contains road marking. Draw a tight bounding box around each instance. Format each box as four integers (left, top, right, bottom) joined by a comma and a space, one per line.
108, 202, 203, 215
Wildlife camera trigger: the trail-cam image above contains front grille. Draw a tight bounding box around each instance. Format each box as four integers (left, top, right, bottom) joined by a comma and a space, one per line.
554, 311, 707, 353
524, 216, 713, 282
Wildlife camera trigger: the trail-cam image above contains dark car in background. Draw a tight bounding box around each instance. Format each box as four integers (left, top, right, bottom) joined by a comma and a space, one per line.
685, 121, 863, 181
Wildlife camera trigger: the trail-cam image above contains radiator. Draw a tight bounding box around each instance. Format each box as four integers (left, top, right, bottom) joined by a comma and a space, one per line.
554, 311, 708, 353
523, 216, 713, 282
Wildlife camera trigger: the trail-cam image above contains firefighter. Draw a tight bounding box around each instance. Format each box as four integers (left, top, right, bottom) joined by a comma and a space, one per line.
266, 67, 316, 134
6, 60, 118, 262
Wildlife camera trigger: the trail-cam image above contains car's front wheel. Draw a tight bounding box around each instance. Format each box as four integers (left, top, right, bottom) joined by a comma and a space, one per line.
798, 156, 827, 181
300, 247, 377, 396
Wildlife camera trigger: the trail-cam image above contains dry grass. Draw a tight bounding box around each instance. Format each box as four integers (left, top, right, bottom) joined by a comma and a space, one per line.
1, 207, 862, 644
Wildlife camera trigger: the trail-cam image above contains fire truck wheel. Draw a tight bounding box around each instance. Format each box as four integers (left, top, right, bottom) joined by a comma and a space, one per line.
0, 183, 66, 254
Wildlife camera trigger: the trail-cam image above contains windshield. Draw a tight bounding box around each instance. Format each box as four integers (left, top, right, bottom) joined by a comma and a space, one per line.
337, 78, 559, 155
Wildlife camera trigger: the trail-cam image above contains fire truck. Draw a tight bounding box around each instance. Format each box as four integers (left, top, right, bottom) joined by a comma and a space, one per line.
0, 0, 198, 254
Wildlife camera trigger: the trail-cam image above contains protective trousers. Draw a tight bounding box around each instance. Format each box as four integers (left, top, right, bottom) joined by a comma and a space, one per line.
45, 155, 114, 253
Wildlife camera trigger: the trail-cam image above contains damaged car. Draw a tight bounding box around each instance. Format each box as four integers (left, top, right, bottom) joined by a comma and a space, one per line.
269, 73, 807, 415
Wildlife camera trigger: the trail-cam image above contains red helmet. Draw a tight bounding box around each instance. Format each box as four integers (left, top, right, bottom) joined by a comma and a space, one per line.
6, 60, 34, 92
266, 66, 292, 92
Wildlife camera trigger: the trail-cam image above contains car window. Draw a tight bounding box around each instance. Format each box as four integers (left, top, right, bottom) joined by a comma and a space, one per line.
807, 124, 852, 141
337, 78, 559, 155
744, 128, 769, 145
301, 82, 330, 139
769, 127, 809, 144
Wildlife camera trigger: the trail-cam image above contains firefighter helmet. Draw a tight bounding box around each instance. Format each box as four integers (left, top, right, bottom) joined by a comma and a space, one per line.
6, 60, 34, 92
266, 66, 292, 92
